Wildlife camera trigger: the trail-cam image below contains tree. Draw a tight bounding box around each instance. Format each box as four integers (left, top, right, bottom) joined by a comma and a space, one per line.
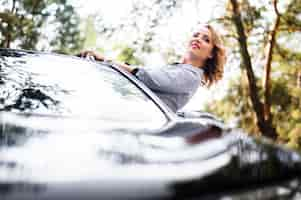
115, 45, 142, 65
0, 0, 83, 53
92, 0, 182, 59
82, 15, 98, 50
225, 0, 277, 139
50, 1, 84, 54
0, 0, 48, 49
208, 0, 301, 147
262, 0, 281, 124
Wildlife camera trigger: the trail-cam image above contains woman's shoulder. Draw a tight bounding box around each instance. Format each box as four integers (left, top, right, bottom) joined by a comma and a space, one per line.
172, 63, 204, 77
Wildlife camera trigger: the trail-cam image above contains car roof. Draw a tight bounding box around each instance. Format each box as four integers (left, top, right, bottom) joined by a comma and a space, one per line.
0, 48, 177, 121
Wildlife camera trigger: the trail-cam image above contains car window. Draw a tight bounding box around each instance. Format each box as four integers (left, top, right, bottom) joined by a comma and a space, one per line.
0, 52, 168, 128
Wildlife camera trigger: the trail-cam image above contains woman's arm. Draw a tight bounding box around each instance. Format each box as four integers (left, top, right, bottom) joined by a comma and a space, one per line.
79, 50, 136, 73
78, 51, 201, 94
134, 66, 202, 94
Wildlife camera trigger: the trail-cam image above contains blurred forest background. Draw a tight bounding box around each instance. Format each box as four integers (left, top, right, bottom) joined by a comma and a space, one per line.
0, 0, 301, 149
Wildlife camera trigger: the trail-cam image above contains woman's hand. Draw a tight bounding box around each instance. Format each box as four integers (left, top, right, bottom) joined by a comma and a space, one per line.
77, 50, 135, 74
78, 50, 105, 61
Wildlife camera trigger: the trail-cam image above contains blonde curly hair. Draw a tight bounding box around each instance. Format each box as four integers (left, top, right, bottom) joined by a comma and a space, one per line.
202, 24, 227, 87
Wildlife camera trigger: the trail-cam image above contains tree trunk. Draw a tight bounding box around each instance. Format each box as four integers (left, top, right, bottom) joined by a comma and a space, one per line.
4, 31, 11, 48
297, 71, 301, 107
4, 0, 17, 48
229, 0, 277, 139
263, 0, 281, 124
297, 71, 301, 88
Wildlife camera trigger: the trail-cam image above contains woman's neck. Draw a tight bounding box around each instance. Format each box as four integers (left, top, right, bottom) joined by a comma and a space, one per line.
181, 52, 205, 68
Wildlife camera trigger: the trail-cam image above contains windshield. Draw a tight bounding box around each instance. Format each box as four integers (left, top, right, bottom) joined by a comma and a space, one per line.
0, 50, 168, 127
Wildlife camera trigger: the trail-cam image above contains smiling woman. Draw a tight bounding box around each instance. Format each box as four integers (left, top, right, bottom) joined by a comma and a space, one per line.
194, 24, 226, 87
79, 24, 226, 112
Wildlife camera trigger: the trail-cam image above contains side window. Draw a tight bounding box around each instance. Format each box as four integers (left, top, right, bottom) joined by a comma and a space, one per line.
0, 53, 168, 128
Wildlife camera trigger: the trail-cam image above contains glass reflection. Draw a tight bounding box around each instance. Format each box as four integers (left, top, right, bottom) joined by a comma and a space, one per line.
0, 182, 46, 196
0, 49, 167, 127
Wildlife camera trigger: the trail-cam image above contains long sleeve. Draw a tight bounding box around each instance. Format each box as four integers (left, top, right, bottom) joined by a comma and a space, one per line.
133, 64, 204, 112
135, 64, 203, 94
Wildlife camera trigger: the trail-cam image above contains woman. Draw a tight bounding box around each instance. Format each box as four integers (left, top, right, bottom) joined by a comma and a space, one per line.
80, 24, 226, 112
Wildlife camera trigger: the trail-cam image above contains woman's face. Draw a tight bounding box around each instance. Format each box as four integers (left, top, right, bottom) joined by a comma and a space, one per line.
188, 26, 214, 63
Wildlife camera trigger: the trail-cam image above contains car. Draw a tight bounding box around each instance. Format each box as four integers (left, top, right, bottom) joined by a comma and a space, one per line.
0, 48, 300, 200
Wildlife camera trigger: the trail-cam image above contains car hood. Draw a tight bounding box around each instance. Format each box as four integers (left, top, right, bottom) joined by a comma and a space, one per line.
0, 112, 232, 181
0, 112, 301, 199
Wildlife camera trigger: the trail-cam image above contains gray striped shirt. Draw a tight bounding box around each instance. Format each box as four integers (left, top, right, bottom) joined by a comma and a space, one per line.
135, 63, 204, 112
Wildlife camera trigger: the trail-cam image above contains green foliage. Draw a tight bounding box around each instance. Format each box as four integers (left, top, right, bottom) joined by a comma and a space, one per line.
207, 75, 260, 135
50, 1, 84, 54
280, 0, 301, 32
210, 0, 301, 149
83, 15, 98, 49
0, 0, 47, 49
287, 123, 301, 149
0, 0, 83, 53
93, 0, 182, 55
115, 45, 142, 65
207, 67, 301, 145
